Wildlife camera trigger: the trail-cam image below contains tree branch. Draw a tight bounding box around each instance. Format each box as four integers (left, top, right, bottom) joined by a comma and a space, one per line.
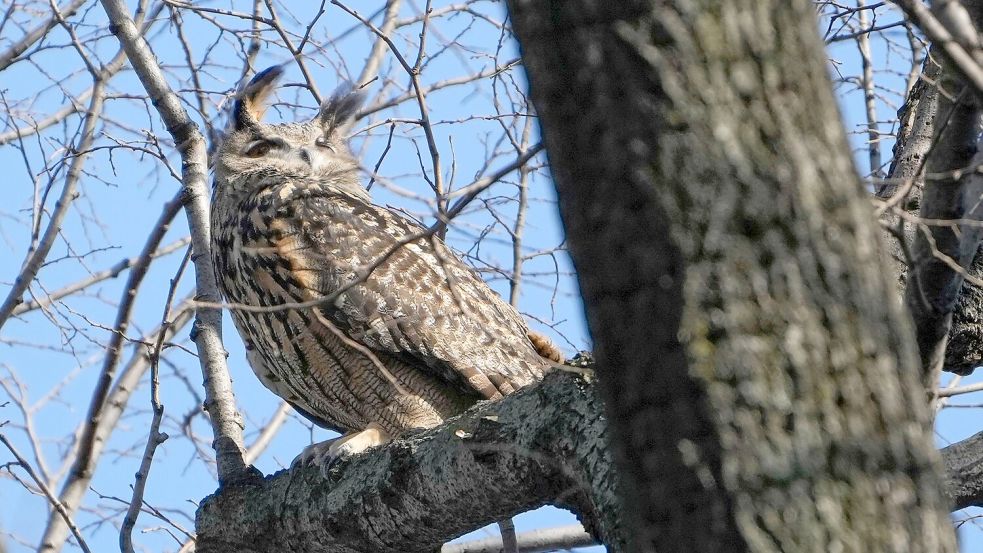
902, 1, 983, 390
192, 366, 983, 552
440, 524, 595, 553
98, 0, 253, 484
0, 70, 104, 331
894, 0, 983, 97
194, 371, 625, 553
876, 4, 983, 376
0, 0, 89, 71
942, 430, 983, 510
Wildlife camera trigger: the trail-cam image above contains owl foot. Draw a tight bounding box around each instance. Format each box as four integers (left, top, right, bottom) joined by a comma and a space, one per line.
528, 330, 564, 364
292, 423, 392, 475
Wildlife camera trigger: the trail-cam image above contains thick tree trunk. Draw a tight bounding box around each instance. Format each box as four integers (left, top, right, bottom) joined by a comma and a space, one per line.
507, 1, 956, 551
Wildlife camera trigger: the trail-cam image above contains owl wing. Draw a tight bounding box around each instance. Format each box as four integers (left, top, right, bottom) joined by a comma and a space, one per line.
265, 188, 550, 400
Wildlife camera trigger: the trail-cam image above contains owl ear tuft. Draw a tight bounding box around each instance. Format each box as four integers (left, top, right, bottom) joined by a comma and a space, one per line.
233, 65, 286, 130
317, 83, 365, 138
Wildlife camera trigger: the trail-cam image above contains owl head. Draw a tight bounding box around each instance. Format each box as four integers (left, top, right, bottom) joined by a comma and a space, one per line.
214, 66, 366, 193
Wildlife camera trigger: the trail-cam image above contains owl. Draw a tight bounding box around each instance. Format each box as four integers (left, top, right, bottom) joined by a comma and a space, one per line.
210, 66, 561, 464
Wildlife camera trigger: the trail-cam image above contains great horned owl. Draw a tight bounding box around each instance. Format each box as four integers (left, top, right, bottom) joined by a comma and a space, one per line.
210, 66, 560, 463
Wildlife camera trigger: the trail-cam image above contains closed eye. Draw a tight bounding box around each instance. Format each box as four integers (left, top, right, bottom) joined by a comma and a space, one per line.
243, 138, 287, 158
314, 136, 336, 153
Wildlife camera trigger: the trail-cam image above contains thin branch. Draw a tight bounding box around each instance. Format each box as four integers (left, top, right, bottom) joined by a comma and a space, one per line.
263, 0, 324, 103
99, 0, 252, 485
357, 0, 403, 86
120, 245, 191, 553
857, 0, 883, 178
894, 0, 983, 97
509, 117, 535, 307
0, 0, 89, 71
243, 402, 292, 465
939, 381, 983, 397
40, 189, 184, 551
0, 435, 91, 553
13, 237, 190, 316
332, 0, 447, 232
0, 79, 104, 331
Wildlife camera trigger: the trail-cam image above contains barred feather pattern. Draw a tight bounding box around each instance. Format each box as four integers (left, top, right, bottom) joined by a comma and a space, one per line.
211, 172, 551, 436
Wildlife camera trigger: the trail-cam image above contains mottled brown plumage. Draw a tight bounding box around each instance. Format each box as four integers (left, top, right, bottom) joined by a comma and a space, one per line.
210, 67, 555, 461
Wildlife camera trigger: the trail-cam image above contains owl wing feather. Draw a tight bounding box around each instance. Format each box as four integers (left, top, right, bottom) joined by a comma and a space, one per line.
266, 186, 549, 400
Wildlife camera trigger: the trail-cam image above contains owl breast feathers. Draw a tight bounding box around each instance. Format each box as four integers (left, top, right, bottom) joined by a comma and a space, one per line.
209, 66, 559, 450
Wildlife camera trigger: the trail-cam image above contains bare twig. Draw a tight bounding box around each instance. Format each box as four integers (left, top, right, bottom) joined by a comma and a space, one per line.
0, 0, 89, 71
856, 0, 883, 177
938, 380, 983, 397
99, 0, 252, 486
357, 0, 403, 86
0, 80, 103, 330
333, 0, 447, 232
0, 435, 92, 553
894, 0, 983, 96
120, 245, 191, 553
40, 189, 184, 550
13, 237, 190, 316
243, 402, 292, 465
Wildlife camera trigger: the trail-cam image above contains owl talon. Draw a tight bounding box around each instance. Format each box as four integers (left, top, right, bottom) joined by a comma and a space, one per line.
292, 424, 392, 476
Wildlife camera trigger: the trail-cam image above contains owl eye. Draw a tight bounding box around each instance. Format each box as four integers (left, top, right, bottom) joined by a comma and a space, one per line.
314, 137, 336, 153
244, 139, 276, 158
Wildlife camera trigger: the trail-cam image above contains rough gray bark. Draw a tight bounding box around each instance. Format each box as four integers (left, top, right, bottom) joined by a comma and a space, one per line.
947, 269, 983, 373
878, 19, 983, 378
879, 49, 942, 204
943, 431, 983, 510
508, 0, 955, 551
194, 371, 622, 553
902, 0, 983, 391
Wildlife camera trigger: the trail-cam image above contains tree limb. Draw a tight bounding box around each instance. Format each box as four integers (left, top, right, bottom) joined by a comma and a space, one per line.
192, 366, 983, 552
440, 524, 595, 553
194, 371, 625, 553
98, 0, 254, 484
942, 430, 983, 510
876, 6, 983, 377
901, 1, 983, 389
0, 0, 89, 71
